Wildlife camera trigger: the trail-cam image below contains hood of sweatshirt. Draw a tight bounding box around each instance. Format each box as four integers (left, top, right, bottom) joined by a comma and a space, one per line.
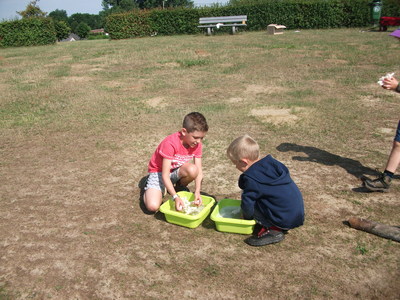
243, 155, 292, 186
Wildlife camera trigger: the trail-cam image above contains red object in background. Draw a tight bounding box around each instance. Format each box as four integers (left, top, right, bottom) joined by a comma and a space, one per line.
380, 17, 400, 31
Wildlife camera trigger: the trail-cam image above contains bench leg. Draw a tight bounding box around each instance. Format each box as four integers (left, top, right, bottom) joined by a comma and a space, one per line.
206, 27, 212, 36
232, 26, 237, 34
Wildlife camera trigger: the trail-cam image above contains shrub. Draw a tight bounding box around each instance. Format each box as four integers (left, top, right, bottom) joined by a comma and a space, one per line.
87, 33, 110, 40
0, 17, 56, 47
104, 0, 400, 40
54, 20, 71, 41
75, 22, 91, 39
105, 10, 154, 39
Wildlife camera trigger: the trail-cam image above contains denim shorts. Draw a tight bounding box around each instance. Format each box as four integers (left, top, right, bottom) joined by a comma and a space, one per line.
145, 168, 180, 192
395, 120, 400, 142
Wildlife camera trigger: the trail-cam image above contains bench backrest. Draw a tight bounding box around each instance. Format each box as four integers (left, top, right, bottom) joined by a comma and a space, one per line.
199, 15, 247, 24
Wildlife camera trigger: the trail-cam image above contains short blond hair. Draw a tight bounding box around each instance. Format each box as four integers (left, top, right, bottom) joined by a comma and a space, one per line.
227, 134, 260, 162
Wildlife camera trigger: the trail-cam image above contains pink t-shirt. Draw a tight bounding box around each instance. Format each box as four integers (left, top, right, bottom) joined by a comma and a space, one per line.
148, 131, 202, 173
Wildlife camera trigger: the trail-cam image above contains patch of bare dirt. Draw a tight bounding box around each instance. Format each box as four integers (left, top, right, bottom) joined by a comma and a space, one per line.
62, 76, 92, 83
311, 79, 336, 88
195, 50, 211, 57
147, 96, 167, 108
228, 97, 244, 103
250, 107, 309, 125
324, 58, 348, 65
245, 84, 286, 95
360, 95, 382, 106
162, 62, 180, 68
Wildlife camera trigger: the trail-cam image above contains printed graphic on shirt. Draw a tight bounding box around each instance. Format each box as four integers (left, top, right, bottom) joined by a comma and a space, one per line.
164, 153, 195, 170
148, 132, 202, 173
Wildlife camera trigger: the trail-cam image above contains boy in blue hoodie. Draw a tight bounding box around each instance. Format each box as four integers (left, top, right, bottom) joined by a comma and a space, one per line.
227, 135, 304, 246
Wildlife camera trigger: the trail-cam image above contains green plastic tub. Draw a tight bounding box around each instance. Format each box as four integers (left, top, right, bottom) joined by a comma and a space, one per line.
159, 191, 215, 229
211, 198, 256, 234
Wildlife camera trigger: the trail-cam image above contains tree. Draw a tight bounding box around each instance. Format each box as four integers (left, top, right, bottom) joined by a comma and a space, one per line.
102, 0, 193, 10
102, 0, 138, 14
142, 0, 194, 9
49, 9, 68, 23
54, 21, 71, 41
17, 0, 47, 18
69, 13, 104, 30
75, 22, 91, 38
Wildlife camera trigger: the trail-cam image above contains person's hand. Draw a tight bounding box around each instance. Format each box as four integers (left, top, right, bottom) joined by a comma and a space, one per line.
193, 192, 202, 206
175, 196, 184, 211
382, 77, 399, 90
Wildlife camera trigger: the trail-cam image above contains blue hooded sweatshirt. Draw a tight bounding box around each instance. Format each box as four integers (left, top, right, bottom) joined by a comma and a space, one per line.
239, 155, 304, 230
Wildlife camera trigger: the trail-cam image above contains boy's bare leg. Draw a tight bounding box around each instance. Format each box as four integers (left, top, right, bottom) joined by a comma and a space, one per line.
143, 188, 163, 212
385, 141, 400, 173
177, 163, 199, 186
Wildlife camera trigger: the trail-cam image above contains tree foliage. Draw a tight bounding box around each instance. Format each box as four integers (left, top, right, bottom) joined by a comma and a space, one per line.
69, 13, 104, 30
75, 22, 91, 38
102, 0, 193, 11
54, 20, 71, 41
48, 9, 69, 23
17, 0, 47, 18
102, 0, 138, 11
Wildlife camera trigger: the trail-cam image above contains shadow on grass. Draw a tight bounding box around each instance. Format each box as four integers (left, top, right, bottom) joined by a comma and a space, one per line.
276, 143, 380, 180
137, 175, 155, 215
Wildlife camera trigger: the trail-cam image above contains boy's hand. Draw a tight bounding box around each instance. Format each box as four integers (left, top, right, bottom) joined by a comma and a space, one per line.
382, 77, 399, 90
193, 192, 202, 206
175, 196, 184, 211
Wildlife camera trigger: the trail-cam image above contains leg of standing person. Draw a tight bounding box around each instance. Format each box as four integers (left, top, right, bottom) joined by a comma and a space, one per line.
364, 120, 400, 192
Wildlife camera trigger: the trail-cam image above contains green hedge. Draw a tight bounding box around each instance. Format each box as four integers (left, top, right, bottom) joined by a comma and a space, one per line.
106, 0, 396, 39
149, 9, 201, 35
0, 17, 57, 47
1, 0, 397, 45
106, 10, 154, 38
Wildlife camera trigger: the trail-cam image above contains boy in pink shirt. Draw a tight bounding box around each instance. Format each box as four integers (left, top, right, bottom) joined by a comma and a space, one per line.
143, 112, 209, 212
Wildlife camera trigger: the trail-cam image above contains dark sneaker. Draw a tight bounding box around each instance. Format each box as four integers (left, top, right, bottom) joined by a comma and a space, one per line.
175, 186, 190, 193
244, 226, 285, 247
174, 180, 190, 193
363, 173, 392, 192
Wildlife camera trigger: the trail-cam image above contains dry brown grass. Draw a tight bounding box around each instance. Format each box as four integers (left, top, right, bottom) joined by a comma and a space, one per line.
0, 28, 399, 299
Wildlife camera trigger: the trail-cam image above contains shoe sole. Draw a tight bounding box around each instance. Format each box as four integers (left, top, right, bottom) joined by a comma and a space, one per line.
363, 182, 390, 193
244, 233, 285, 247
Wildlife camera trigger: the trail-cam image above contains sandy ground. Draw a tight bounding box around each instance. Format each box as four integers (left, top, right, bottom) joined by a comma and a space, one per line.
1, 122, 399, 299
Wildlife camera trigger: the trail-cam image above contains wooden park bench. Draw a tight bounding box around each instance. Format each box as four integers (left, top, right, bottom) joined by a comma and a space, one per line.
198, 15, 247, 36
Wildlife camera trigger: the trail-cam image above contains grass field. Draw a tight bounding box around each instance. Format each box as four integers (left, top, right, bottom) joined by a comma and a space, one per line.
1, 28, 399, 299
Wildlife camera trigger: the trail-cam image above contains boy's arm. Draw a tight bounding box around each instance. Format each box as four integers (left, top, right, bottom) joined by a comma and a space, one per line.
161, 158, 184, 211
193, 157, 203, 205
239, 175, 257, 220
241, 191, 257, 220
